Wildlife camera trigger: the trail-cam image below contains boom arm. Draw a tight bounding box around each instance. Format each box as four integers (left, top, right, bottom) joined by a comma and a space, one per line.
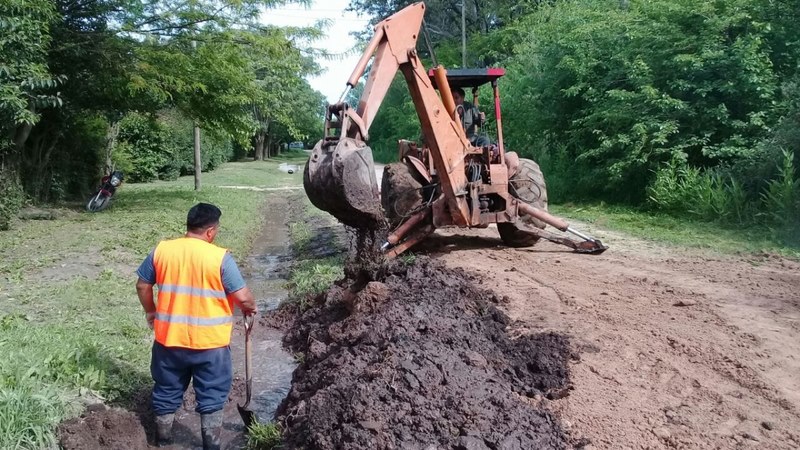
340, 2, 472, 225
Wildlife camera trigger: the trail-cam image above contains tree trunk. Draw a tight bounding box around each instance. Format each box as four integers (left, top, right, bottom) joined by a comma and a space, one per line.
254, 132, 266, 160
265, 133, 274, 158
193, 123, 201, 191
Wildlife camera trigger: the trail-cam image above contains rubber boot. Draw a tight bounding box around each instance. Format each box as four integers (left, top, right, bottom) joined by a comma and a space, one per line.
200, 410, 224, 450
154, 413, 175, 447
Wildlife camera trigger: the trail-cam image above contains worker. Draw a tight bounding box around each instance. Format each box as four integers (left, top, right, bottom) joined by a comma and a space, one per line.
452, 87, 491, 147
135, 203, 257, 450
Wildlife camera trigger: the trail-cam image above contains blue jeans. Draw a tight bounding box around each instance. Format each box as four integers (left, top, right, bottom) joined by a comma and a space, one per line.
150, 341, 232, 415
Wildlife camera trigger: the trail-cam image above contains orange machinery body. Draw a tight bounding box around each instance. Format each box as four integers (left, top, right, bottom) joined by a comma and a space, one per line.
304, 2, 605, 257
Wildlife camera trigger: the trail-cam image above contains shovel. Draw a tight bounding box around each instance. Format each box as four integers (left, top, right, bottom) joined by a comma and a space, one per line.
237, 313, 257, 428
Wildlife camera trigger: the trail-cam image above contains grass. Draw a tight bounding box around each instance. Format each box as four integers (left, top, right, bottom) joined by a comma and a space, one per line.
287, 258, 344, 299
0, 158, 303, 448
245, 421, 282, 450
284, 196, 344, 307
551, 203, 800, 259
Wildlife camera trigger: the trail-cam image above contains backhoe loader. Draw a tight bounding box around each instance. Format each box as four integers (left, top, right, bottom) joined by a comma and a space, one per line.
303, 2, 606, 258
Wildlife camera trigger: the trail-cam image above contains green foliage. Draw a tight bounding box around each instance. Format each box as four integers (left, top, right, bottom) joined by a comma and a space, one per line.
289, 221, 313, 253
647, 150, 799, 244
0, 0, 61, 127
30, 114, 109, 202
287, 257, 343, 301
647, 163, 750, 223
0, 170, 24, 230
505, 0, 779, 201
0, 382, 66, 449
159, 111, 234, 176
115, 112, 176, 182
113, 110, 234, 183
246, 421, 283, 450
364, 75, 421, 163
761, 150, 799, 231
4, 0, 323, 205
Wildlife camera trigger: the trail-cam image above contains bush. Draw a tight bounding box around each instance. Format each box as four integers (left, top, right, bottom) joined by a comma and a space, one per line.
0, 169, 25, 230
761, 150, 799, 230
114, 112, 175, 183
647, 163, 749, 223
505, 0, 780, 202
159, 111, 234, 175
112, 110, 233, 183
55, 114, 107, 200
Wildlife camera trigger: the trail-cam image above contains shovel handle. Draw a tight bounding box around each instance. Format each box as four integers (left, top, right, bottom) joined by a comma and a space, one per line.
243, 314, 254, 404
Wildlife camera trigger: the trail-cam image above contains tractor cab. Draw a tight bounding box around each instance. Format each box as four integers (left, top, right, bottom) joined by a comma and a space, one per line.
428, 67, 507, 154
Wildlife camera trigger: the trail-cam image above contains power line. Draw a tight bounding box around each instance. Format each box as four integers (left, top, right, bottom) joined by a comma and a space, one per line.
263, 12, 371, 22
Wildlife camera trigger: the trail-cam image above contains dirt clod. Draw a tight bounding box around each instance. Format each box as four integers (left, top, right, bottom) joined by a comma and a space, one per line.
58, 404, 149, 450
276, 257, 572, 449
674, 298, 698, 307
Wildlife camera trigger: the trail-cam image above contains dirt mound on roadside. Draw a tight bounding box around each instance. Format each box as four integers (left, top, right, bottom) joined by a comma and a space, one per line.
276, 257, 573, 450
58, 404, 149, 450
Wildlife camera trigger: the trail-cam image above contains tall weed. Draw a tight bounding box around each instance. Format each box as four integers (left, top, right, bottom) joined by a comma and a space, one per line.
648, 162, 753, 223
0, 170, 25, 230
761, 149, 799, 230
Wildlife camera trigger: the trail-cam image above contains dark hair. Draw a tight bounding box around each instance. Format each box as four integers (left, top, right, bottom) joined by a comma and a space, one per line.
453, 87, 466, 98
187, 203, 221, 231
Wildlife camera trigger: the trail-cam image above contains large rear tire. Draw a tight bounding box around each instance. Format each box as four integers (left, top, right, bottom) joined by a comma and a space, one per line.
381, 162, 426, 229
498, 158, 548, 247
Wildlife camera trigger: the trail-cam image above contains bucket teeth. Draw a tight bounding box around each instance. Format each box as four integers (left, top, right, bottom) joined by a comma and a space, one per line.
304, 138, 384, 229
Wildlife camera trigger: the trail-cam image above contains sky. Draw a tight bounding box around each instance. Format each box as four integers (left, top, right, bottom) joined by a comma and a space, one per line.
260, 0, 374, 103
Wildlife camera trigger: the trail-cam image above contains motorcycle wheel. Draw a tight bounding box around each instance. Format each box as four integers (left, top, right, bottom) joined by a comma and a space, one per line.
86, 193, 111, 212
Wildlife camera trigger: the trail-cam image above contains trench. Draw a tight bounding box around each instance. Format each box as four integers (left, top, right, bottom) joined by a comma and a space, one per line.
166, 206, 298, 449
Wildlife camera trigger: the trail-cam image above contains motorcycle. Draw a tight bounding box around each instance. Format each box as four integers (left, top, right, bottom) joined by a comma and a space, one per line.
86, 170, 124, 212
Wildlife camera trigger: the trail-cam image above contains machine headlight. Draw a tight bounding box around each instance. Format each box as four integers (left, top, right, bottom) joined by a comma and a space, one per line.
111, 177, 121, 187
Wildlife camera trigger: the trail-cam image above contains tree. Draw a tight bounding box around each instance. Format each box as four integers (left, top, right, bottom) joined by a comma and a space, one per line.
504, 0, 780, 201
2, 0, 318, 203
247, 26, 324, 159
1, 0, 61, 156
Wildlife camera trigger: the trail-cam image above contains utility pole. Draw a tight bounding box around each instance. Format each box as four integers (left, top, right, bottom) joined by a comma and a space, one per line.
461, 1, 466, 67
192, 40, 201, 191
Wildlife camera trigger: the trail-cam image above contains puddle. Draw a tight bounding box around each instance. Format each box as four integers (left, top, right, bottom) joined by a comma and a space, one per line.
229, 212, 297, 423
167, 210, 297, 449
278, 163, 299, 174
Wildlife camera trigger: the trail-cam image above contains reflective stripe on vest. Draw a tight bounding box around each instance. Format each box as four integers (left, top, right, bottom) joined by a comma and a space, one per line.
152, 237, 233, 349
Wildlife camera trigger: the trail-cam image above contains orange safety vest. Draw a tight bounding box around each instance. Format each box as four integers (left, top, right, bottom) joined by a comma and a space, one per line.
152, 237, 234, 349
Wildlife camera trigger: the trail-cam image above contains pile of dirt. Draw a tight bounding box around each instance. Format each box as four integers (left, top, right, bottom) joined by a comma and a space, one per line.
276, 257, 574, 449
58, 404, 150, 450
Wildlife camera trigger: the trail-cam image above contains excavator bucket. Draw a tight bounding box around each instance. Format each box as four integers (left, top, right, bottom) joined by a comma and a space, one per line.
304, 137, 384, 229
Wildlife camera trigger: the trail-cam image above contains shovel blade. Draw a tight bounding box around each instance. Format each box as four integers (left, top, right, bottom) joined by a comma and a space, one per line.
574, 239, 608, 254
237, 403, 257, 429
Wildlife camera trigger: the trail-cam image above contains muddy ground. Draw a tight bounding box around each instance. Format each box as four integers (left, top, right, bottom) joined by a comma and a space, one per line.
275, 258, 574, 449
420, 225, 800, 449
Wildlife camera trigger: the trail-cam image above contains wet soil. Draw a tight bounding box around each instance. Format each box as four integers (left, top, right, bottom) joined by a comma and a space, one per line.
59, 404, 149, 450
425, 225, 800, 449
275, 257, 573, 449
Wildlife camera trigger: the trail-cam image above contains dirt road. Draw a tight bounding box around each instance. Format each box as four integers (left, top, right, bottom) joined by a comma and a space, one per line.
419, 224, 800, 449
